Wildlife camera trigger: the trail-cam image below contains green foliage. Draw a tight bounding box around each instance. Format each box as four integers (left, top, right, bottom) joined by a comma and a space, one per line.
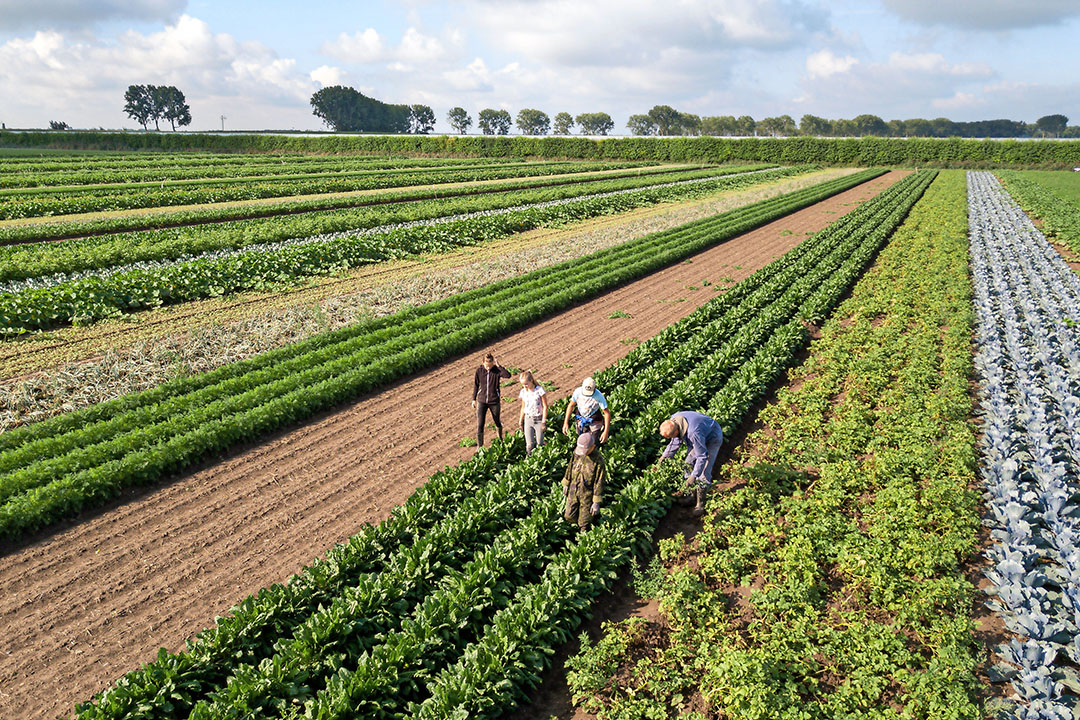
998, 169, 1080, 255
309, 86, 410, 132
477, 108, 512, 136
516, 108, 551, 136
446, 107, 472, 135
569, 171, 984, 719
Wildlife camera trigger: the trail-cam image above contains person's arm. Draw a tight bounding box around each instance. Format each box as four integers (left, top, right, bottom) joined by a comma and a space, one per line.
497, 364, 511, 380
562, 397, 576, 434
660, 435, 682, 459
518, 390, 526, 426
540, 392, 549, 422
561, 462, 572, 496
472, 368, 480, 408
599, 407, 611, 444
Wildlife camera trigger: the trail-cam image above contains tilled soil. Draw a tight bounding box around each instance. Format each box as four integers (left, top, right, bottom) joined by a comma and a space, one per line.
0, 171, 905, 720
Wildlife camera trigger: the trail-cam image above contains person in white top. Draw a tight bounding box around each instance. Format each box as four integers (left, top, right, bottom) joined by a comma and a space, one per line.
562, 376, 611, 447
517, 371, 549, 455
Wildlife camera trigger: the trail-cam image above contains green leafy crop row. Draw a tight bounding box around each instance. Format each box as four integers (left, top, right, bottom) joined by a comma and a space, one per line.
997, 170, 1080, 256
567, 170, 982, 720
68, 169, 935, 720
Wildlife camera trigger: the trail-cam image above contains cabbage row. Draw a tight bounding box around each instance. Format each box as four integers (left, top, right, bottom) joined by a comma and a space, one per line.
0, 165, 818, 333
997, 170, 1080, 257
969, 171, 1080, 720
70, 168, 935, 720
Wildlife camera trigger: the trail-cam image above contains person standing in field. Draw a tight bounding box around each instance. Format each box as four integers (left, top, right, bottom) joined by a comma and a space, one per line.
657, 410, 724, 516
473, 352, 511, 448
517, 371, 548, 455
562, 376, 611, 447
562, 432, 605, 530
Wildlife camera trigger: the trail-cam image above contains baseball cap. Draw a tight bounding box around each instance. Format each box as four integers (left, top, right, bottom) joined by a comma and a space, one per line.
580, 377, 596, 396
574, 433, 595, 456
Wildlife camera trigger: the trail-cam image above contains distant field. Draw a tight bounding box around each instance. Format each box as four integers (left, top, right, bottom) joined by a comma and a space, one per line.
1016, 169, 1080, 204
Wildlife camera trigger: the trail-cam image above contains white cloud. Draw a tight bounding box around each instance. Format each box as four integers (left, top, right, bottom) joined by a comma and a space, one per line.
886, 51, 989, 77
321, 28, 385, 64
310, 65, 343, 88
881, 0, 1080, 30
322, 26, 458, 68
805, 49, 858, 78
930, 91, 983, 110
0, 0, 186, 31
0, 15, 323, 129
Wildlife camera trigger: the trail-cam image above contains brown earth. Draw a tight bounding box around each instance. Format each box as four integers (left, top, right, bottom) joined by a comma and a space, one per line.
0, 171, 905, 720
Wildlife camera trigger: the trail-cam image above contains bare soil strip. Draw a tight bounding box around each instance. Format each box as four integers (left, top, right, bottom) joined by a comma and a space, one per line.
0, 169, 857, 380
0, 172, 904, 720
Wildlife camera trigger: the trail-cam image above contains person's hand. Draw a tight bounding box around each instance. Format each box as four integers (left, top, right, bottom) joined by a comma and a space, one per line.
562, 422, 570, 435
591, 502, 600, 516
472, 400, 477, 409
600, 430, 609, 444
686, 475, 700, 490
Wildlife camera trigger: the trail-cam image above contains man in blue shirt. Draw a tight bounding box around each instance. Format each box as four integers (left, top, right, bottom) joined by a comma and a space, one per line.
658, 411, 723, 516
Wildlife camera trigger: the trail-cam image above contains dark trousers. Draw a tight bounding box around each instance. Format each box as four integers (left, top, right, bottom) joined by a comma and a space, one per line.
476, 400, 503, 446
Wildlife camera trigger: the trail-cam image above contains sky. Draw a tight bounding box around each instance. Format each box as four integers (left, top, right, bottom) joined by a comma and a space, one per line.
0, 0, 1077, 134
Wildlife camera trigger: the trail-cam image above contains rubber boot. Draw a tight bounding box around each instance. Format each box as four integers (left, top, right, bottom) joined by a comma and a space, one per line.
692, 487, 707, 516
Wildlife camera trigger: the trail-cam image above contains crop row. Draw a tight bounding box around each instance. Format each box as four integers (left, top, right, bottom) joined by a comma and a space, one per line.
367, 170, 940, 720
0, 163, 715, 246
0, 168, 883, 538
69, 169, 934, 719
0, 155, 520, 189
0, 160, 647, 220
0, 165, 825, 332
997, 170, 1080, 257
969, 171, 1080, 720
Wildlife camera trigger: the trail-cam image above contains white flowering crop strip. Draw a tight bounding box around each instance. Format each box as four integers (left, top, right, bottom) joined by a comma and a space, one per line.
969, 171, 1080, 720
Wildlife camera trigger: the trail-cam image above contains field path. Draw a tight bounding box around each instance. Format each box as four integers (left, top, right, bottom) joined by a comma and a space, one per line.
0, 171, 906, 720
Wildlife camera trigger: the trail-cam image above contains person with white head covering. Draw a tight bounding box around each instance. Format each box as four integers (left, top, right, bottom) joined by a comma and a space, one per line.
561, 376, 611, 447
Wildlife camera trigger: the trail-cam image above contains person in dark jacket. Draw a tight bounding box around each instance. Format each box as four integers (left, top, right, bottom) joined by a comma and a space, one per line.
658, 411, 724, 516
562, 432, 605, 530
473, 353, 511, 447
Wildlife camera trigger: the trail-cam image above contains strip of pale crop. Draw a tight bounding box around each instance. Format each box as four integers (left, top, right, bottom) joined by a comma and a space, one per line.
0, 169, 862, 424
565, 170, 982, 719
0, 163, 697, 242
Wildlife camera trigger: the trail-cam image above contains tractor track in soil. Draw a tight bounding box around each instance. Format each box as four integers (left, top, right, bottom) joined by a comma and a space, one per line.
0, 171, 905, 720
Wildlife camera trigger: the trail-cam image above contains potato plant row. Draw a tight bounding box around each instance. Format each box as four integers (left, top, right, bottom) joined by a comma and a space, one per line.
0, 166, 826, 332
0, 169, 881, 536
0, 160, 646, 220
969, 171, 1080, 720
0, 163, 714, 246
565, 170, 982, 720
69, 169, 934, 719
0, 155, 519, 189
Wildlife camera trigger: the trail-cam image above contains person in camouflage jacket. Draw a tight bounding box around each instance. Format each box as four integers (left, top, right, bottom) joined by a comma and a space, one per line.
561, 432, 605, 530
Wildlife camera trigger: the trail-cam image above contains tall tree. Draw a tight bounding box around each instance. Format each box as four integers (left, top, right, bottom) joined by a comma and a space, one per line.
799, 114, 831, 136
409, 104, 435, 134
552, 112, 574, 135
155, 86, 191, 131
626, 114, 656, 136
575, 112, 614, 135
123, 84, 157, 130
646, 105, 681, 135
515, 108, 550, 135
677, 112, 702, 135
447, 107, 472, 134
1035, 114, 1069, 137
478, 108, 512, 135
852, 113, 887, 137
735, 115, 756, 136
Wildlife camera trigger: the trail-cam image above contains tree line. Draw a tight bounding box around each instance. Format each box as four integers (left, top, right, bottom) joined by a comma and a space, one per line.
626, 105, 1076, 139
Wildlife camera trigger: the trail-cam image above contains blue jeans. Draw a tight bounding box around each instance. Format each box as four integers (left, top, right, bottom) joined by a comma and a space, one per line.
685, 425, 723, 486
